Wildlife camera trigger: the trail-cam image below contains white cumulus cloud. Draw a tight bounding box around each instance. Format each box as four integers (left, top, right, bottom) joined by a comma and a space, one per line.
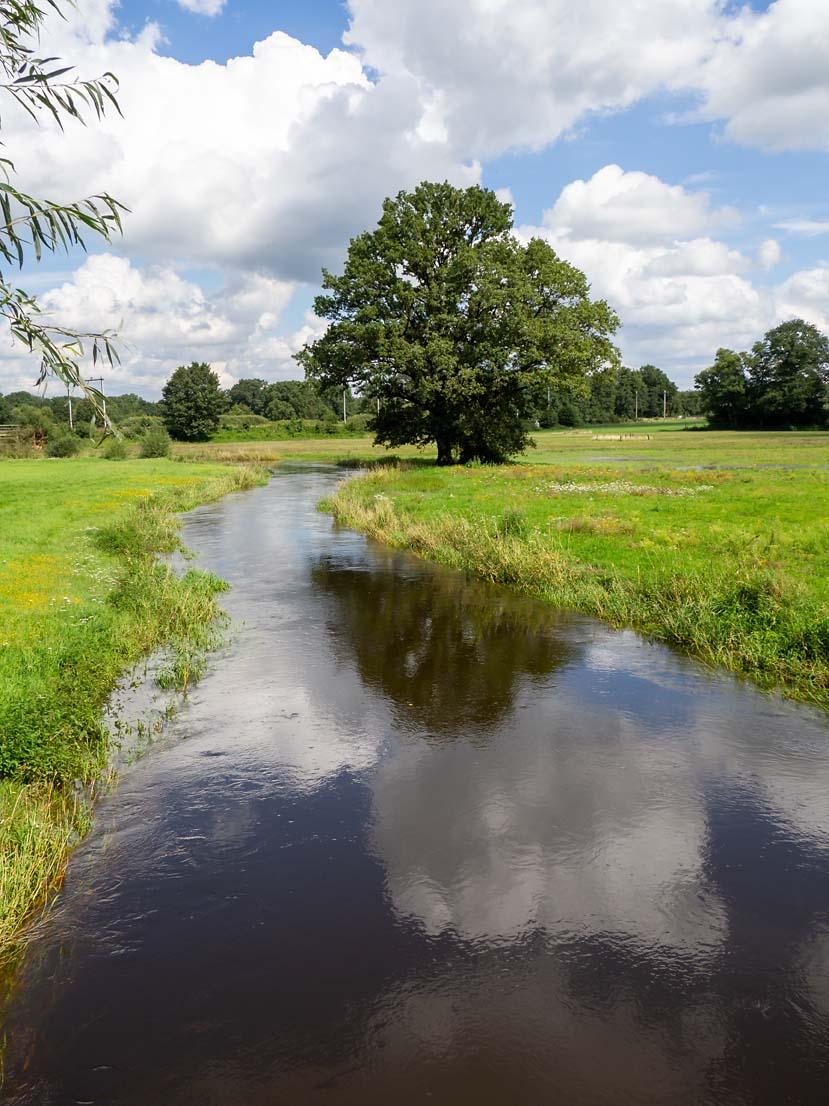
177, 0, 226, 15
9, 3, 476, 281
758, 239, 782, 271
518, 166, 767, 377
345, 0, 722, 157
691, 0, 829, 152
345, 0, 829, 156
0, 256, 310, 396
775, 267, 829, 333
543, 164, 738, 246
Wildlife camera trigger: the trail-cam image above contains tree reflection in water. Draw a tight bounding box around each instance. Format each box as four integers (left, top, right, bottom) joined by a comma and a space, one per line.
311, 549, 579, 738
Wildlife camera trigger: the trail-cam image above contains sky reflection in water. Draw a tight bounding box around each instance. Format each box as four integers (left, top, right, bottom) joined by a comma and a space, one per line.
4, 467, 829, 1106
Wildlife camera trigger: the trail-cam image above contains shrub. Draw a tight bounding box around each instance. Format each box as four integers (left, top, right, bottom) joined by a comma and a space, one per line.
219, 412, 270, 431
103, 437, 129, 460
271, 418, 306, 438
140, 426, 172, 458
557, 401, 582, 428
45, 432, 81, 458
317, 419, 341, 436
266, 398, 295, 421
120, 414, 163, 439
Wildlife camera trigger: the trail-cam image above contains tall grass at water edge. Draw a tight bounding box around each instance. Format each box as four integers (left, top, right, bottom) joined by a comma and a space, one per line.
0, 461, 267, 968
327, 464, 829, 710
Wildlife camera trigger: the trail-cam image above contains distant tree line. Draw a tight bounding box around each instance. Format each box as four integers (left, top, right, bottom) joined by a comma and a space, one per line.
224, 377, 368, 422
0, 370, 371, 445
7, 316, 824, 447
528, 363, 700, 428
159, 364, 376, 441
0, 389, 159, 442
0, 360, 700, 448
695, 320, 829, 429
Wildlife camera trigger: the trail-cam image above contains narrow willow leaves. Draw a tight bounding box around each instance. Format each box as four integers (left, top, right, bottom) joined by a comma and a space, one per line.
0, 0, 125, 430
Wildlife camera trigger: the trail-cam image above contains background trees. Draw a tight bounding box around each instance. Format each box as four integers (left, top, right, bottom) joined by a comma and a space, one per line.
638, 364, 678, 418
695, 350, 748, 428
696, 320, 829, 429
749, 320, 829, 428
298, 181, 619, 464
225, 378, 354, 421
531, 363, 693, 427
226, 378, 269, 414
161, 363, 224, 441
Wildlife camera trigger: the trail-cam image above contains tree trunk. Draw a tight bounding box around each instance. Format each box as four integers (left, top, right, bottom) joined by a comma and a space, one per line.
436, 438, 454, 466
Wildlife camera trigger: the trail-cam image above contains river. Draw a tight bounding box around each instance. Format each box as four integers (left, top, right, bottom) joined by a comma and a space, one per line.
4, 465, 829, 1104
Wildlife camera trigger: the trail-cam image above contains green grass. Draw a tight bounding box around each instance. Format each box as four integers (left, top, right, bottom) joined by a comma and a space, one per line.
173, 423, 829, 469
172, 434, 409, 464
0, 457, 267, 964
326, 429, 829, 710
210, 421, 367, 443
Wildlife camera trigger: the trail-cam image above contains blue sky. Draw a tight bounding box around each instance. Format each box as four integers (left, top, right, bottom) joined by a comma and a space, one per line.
117, 0, 349, 61
3, 0, 828, 396
117, 0, 826, 267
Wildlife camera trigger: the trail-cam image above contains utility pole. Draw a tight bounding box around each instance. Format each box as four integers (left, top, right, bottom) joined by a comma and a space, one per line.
66, 384, 74, 431
634, 390, 638, 421
88, 376, 107, 425
343, 389, 347, 423
663, 390, 667, 419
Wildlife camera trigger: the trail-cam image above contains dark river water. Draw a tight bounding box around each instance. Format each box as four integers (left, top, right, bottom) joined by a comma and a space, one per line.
4, 466, 829, 1105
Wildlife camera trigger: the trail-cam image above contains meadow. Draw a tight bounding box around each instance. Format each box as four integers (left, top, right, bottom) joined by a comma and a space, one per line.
325, 426, 829, 710
0, 457, 267, 964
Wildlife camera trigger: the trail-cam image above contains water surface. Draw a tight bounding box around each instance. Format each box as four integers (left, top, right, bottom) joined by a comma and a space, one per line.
4, 465, 829, 1104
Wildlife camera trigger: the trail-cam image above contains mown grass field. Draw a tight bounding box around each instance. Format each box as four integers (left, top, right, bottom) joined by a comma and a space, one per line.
174, 421, 829, 469
0, 457, 266, 965
173, 434, 391, 464
326, 427, 829, 709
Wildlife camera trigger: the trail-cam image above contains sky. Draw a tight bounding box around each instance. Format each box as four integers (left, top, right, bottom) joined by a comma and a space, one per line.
2, 0, 828, 397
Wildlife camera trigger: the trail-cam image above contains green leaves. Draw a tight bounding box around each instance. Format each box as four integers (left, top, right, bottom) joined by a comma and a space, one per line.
299, 181, 620, 464
0, 3, 122, 127
161, 362, 224, 442
696, 321, 829, 429
0, 182, 126, 266
0, 0, 125, 432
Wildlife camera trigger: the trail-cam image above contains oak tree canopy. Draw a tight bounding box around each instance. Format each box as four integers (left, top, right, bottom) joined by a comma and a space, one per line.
298, 181, 619, 464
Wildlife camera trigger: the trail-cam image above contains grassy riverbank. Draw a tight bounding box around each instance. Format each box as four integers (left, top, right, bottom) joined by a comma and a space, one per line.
0, 458, 267, 963
327, 433, 829, 709
172, 424, 829, 468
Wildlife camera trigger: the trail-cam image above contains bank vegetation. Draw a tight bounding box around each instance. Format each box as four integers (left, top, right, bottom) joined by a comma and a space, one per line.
0, 459, 267, 966
328, 454, 829, 711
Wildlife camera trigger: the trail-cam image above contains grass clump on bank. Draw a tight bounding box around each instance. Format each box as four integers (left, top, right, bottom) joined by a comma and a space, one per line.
0, 458, 266, 963
328, 448, 829, 709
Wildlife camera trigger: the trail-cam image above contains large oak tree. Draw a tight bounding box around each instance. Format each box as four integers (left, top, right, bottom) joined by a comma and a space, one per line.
297, 182, 619, 464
